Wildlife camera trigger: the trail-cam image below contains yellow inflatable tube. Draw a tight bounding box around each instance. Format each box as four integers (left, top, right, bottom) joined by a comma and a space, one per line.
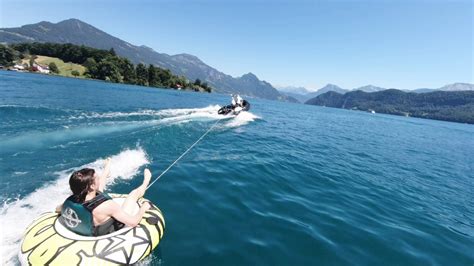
19, 194, 165, 265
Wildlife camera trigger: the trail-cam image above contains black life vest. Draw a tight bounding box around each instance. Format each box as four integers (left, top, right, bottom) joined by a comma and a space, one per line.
59, 192, 111, 236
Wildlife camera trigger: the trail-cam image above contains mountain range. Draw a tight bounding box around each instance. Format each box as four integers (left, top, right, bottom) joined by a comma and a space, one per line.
0, 18, 292, 101
2, 19, 471, 103
278, 83, 474, 103
277, 84, 348, 103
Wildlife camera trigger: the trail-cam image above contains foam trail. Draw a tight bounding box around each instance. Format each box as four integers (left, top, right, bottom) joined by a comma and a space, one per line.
224, 111, 260, 128
157, 105, 259, 129
159, 105, 220, 115
70, 105, 222, 120
71, 110, 164, 119
0, 148, 149, 266
1, 106, 226, 153
0, 122, 146, 153
157, 105, 225, 121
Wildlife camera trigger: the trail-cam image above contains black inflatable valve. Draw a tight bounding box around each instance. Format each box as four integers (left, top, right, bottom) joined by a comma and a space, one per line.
146, 216, 160, 225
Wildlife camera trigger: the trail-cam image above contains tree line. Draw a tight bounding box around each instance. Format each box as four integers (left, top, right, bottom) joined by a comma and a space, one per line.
0, 42, 212, 92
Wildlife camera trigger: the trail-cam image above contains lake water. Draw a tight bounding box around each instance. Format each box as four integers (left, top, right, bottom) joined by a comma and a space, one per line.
1, 71, 473, 265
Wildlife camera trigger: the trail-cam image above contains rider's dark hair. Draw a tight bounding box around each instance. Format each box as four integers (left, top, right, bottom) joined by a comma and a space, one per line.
69, 168, 96, 203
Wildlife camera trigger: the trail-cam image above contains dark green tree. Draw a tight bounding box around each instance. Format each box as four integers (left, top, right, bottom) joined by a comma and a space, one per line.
202, 83, 212, 93
135, 63, 148, 86
121, 59, 137, 84
83, 57, 97, 77
148, 64, 160, 87
96, 59, 122, 82
71, 70, 80, 76
0, 44, 18, 66
157, 69, 172, 86
48, 62, 59, 74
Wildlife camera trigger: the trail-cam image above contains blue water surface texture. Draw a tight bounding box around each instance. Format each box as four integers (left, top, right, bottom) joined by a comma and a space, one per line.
1, 71, 473, 265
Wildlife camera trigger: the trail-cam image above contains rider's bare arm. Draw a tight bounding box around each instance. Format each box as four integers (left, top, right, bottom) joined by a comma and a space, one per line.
105, 201, 151, 227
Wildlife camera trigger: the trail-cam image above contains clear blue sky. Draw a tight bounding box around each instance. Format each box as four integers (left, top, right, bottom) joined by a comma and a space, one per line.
1, 0, 472, 91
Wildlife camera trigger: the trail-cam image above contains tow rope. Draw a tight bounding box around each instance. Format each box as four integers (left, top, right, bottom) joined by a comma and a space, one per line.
146, 118, 223, 189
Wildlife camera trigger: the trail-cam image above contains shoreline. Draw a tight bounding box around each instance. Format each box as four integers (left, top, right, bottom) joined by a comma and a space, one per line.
0, 69, 211, 93
3, 70, 472, 126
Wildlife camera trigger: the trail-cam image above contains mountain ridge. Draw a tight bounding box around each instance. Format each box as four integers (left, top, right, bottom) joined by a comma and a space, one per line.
0, 18, 288, 101
279, 82, 474, 103
304, 89, 474, 124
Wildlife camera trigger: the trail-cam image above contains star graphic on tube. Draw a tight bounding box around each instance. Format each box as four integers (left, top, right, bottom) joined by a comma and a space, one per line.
98, 229, 149, 263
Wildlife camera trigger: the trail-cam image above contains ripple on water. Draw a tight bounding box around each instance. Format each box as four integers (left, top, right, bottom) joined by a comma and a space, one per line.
1, 72, 473, 265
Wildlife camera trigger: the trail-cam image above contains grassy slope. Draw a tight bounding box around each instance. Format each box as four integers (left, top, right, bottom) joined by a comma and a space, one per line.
22, 56, 86, 77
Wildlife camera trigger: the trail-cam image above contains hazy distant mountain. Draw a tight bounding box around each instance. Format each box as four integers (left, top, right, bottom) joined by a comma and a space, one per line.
278, 84, 348, 103
308, 84, 348, 98
276, 92, 304, 103
282, 95, 301, 103
276, 91, 306, 103
0, 19, 286, 101
411, 88, 437, 93
277, 82, 474, 103
410, 83, 474, 93
438, 83, 474, 91
276, 86, 310, 103
353, 85, 386, 92
276, 86, 310, 95
350, 83, 474, 94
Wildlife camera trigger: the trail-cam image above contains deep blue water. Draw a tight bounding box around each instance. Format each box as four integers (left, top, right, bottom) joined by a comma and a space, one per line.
1, 71, 473, 265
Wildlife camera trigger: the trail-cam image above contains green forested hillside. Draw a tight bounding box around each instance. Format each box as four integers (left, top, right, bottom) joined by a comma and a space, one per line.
305, 89, 474, 124
0, 42, 212, 92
